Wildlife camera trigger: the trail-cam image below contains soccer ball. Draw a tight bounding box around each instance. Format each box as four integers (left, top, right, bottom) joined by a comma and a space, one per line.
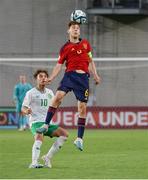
70, 10, 87, 24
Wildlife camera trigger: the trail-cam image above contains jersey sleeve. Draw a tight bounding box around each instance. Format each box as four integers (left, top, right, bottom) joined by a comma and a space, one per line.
13, 85, 18, 101
87, 40, 92, 53
22, 91, 31, 108
50, 90, 54, 97
86, 40, 93, 60
57, 45, 67, 64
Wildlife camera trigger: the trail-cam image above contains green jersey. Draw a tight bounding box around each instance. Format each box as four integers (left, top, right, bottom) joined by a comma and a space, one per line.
22, 87, 54, 127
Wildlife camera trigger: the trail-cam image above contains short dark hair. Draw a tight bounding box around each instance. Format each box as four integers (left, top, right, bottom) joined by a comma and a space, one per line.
68, 21, 80, 28
33, 69, 49, 79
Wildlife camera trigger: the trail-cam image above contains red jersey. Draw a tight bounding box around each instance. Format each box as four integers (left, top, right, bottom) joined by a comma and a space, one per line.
58, 39, 92, 73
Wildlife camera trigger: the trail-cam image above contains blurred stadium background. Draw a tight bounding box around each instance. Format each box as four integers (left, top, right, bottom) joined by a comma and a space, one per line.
1, 0, 148, 179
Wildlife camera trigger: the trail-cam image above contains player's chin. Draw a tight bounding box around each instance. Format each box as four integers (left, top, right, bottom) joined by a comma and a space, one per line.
73, 34, 79, 38
41, 82, 47, 85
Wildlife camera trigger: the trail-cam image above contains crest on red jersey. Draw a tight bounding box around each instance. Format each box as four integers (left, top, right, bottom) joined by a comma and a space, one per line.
77, 50, 82, 54
83, 43, 87, 49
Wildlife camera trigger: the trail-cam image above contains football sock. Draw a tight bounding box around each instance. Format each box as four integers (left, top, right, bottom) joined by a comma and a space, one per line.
32, 140, 42, 165
16, 113, 20, 129
77, 117, 86, 139
19, 115, 23, 129
45, 106, 57, 125
23, 115, 28, 128
46, 136, 67, 159
22, 116, 27, 128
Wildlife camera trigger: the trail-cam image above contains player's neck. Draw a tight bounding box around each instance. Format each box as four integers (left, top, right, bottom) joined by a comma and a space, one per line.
20, 82, 26, 84
69, 37, 80, 43
36, 85, 45, 93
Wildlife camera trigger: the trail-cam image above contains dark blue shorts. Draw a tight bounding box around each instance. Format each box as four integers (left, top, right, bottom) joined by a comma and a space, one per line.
57, 71, 89, 103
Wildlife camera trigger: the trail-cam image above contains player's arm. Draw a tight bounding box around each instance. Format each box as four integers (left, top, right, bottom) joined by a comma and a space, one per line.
47, 63, 62, 83
88, 52, 101, 85
13, 86, 18, 102
47, 45, 66, 84
21, 91, 32, 115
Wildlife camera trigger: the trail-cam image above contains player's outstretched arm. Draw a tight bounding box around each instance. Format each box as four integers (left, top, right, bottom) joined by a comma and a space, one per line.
89, 60, 101, 85
47, 63, 62, 84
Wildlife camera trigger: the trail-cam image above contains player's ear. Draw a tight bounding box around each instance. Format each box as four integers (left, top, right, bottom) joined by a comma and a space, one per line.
67, 29, 70, 34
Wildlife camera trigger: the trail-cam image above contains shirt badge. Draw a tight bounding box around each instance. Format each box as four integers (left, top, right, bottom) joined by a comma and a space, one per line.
83, 43, 87, 49
77, 50, 82, 54
48, 94, 52, 99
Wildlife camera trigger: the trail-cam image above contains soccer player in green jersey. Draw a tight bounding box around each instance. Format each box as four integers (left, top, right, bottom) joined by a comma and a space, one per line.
22, 69, 68, 168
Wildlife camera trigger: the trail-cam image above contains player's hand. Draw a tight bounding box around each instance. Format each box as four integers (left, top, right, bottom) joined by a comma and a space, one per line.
45, 77, 52, 85
94, 74, 101, 85
25, 108, 32, 115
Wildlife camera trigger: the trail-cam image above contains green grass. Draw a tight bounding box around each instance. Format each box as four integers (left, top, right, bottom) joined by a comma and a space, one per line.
0, 129, 148, 179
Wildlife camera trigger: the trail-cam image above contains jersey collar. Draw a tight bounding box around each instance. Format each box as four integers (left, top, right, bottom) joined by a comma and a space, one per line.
68, 38, 82, 44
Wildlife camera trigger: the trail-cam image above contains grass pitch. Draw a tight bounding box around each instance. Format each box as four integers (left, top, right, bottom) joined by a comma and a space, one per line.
0, 129, 148, 179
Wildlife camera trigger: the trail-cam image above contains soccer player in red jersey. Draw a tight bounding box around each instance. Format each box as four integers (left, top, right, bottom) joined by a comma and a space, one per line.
36, 21, 101, 151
